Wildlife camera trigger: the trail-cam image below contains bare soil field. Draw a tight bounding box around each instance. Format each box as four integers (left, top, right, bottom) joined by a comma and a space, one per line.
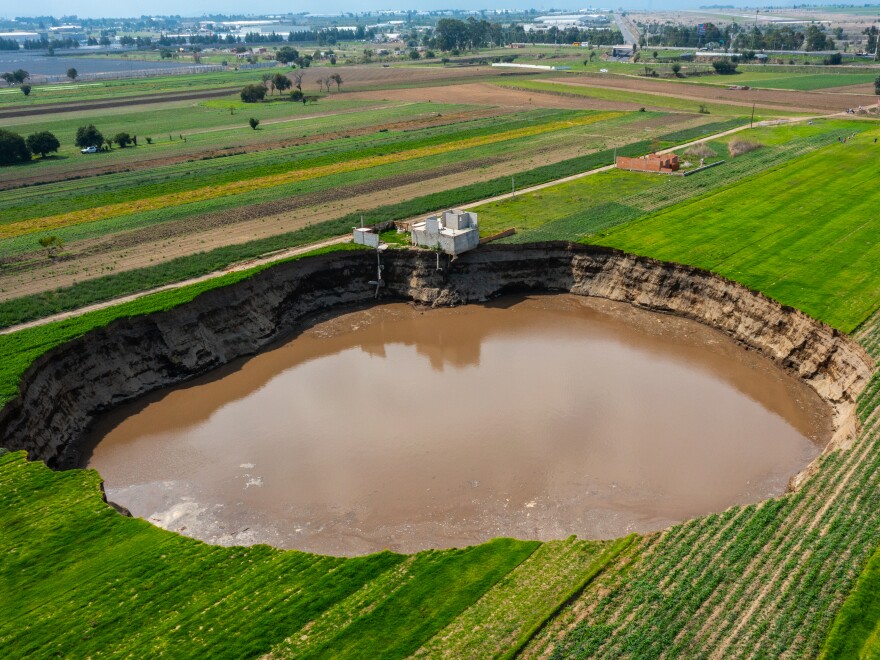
555, 74, 877, 113
0, 106, 508, 191
342, 81, 649, 111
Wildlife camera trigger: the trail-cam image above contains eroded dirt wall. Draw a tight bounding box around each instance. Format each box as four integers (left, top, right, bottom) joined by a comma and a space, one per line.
0, 243, 873, 467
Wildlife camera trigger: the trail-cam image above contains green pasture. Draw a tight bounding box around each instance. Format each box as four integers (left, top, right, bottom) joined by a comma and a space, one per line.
822, 543, 880, 659
594, 127, 880, 332
0, 97, 448, 180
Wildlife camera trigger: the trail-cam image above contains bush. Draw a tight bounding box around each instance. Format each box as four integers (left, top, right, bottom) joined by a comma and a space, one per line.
698, 104, 710, 114
874, 75, 880, 95
823, 53, 843, 65
20, 84, 31, 96
25, 131, 60, 157
409, 49, 420, 60
75, 124, 104, 149
113, 132, 133, 148
0, 129, 31, 165
712, 60, 738, 74
672, 63, 681, 76
728, 139, 762, 156
249, 117, 260, 130
145, 137, 153, 144
684, 143, 716, 159
289, 89, 304, 102
240, 83, 266, 103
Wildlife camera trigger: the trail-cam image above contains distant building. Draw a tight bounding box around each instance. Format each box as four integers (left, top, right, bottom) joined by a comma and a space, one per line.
411, 210, 480, 256
0, 31, 41, 45
616, 153, 680, 174
611, 45, 634, 59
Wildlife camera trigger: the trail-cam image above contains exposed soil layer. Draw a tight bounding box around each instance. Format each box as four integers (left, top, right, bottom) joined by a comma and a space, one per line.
82, 295, 832, 554
0, 244, 872, 476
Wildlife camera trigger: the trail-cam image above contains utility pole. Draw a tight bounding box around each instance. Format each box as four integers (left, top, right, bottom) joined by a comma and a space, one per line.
750, 103, 756, 129
511, 175, 515, 198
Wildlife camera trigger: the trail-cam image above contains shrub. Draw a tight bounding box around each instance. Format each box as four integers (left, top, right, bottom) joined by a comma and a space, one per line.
145, 137, 153, 144
25, 131, 60, 157
874, 75, 880, 95
113, 132, 133, 148
684, 143, 716, 159
240, 83, 266, 103
823, 53, 842, 65
289, 89, 304, 102
728, 139, 762, 156
698, 103, 710, 114
0, 129, 31, 165
75, 124, 104, 149
712, 60, 738, 74
672, 63, 681, 76
20, 84, 31, 96
249, 117, 260, 130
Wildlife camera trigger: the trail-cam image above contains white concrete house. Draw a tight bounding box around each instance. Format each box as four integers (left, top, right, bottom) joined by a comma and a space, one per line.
410, 210, 479, 256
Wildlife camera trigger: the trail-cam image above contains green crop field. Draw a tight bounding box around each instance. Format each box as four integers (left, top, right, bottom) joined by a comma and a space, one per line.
592, 128, 880, 332
685, 71, 879, 91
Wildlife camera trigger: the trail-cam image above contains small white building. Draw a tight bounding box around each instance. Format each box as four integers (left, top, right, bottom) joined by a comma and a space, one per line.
352, 226, 380, 248
410, 209, 479, 256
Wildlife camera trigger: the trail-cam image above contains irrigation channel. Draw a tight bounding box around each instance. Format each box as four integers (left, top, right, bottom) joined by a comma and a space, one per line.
81, 294, 831, 556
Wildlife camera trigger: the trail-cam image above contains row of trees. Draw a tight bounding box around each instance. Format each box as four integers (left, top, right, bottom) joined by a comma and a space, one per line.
75, 124, 138, 149
240, 72, 334, 103
641, 21, 836, 51
0, 129, 60, 165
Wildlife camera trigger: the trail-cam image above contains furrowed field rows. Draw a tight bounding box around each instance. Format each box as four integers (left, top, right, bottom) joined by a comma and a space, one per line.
0, 446, 547, 657
0, 107, 577, 220
0, 111, 624, 239
0, 116, 748, 326
0, 112, 653, 258
533, 382, 880, 658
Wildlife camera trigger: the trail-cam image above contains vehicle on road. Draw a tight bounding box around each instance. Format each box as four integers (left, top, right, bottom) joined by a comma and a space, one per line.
80, 146, 99, 154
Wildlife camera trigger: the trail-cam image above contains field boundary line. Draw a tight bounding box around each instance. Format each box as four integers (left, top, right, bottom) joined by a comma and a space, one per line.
0, 117, 815, 336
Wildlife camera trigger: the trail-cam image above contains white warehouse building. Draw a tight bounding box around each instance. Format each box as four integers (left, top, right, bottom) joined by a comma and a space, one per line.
410, 209, 479, 256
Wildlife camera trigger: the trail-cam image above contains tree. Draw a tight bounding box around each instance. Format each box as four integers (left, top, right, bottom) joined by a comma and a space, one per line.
290, 89, 304, 102
875, 76, 880, 96
330, 73, 342, 91
20, 84, 31, 96
672, 63, 682, 76
0, 129, 31, 165
712, 60, 738, 74
275, 46, 299, 64
12, 68, 29, 84
26, 131, 60, 157
38, 235, 64, 258
1, 72, 14, 85
240, 83, 266, 103
261, 72, 274, 95
249, 117, 260, 130
113, 132, 133, 148
103, 137, 113, 151
66, 67, 78, 81
292, 70, 305, 90
272, 72, 292, 93
75, 124, 104, 148
409, 49, 420, 60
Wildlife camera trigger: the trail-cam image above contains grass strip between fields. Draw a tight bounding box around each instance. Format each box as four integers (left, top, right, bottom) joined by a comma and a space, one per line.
0, 111, 623, 239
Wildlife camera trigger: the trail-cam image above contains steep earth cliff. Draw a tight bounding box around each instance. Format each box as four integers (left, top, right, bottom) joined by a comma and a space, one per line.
0, 243, 873, 470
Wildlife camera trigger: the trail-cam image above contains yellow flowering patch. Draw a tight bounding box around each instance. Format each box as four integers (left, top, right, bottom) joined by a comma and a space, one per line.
3, 112, 622, 240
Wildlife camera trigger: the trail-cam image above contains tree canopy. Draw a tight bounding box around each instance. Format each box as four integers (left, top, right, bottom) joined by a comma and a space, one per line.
0, 129, 31, 165
26, 131, 60, 157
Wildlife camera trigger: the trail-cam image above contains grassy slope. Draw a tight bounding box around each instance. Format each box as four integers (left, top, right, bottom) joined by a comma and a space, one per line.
0, 451, 539, 658
593, 129, 880, 332
821, 544, 880, 658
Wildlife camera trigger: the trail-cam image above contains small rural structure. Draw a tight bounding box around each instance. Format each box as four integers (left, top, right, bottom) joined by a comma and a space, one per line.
616, 153, 680, 174
352, 226, 381, 248
411, 209, 480, 256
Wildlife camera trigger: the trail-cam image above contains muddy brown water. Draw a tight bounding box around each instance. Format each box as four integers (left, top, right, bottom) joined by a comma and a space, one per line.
83, 295, 832, 556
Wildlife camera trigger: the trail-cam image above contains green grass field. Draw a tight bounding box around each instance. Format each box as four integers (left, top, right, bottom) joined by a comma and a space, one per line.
593, 129, 880, 332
